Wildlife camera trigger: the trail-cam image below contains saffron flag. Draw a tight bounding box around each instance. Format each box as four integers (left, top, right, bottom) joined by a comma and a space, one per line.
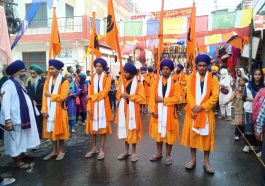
186, 2, 196, 68
90, 12, 101, 58
106, 0, 125, 88
49, 7, 61, 60
156, 0, 164, 73
106, 0, 119, 51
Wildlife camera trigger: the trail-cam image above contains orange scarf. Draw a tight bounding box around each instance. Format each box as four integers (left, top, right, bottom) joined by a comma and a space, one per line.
189, 72, 212, 129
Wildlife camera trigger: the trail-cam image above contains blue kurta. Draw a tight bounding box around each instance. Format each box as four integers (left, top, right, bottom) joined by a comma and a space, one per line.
66, 80, 79, 130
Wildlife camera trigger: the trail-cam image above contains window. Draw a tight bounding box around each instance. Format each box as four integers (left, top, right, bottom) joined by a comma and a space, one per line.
65, 4, 74, 18
22, 52, 47, 70
65, 4, 74, 30
25, 2, 48, 28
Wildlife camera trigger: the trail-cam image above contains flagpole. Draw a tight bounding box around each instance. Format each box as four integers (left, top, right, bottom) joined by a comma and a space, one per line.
156, 0, 164, 75
115, 28, 126, 91
91, 11, 96, 83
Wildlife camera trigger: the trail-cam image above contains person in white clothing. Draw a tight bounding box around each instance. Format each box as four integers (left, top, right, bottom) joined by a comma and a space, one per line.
218, 68, 233, 121
235, 68, 246, 88
0, 60, 40, 168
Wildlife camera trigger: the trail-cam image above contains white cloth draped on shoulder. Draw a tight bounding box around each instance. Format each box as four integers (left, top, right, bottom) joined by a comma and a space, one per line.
47, 74, 62, 132
157, 76, 171, 138
93, 73, 107, 131
118, 77, 138, 139
192, 72, 209, 136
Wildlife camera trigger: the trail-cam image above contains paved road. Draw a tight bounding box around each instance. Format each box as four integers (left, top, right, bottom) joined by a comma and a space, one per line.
0, 114, 262, 186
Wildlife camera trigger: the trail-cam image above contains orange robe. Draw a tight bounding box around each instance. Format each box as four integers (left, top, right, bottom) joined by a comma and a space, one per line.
86, 74, 112, 135
42, 77, 70, 141
137, 74, 146, 104
115, 79, 145, 144
143, 72, 155, 105
173, 72, 187, 103
181, 73, 219, 152
149, 77, 181, 144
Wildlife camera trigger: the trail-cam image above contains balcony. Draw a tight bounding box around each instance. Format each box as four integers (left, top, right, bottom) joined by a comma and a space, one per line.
24, 16, 83, 35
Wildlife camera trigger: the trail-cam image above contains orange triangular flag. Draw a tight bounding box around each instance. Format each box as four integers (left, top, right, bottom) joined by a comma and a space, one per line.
90, 13, 101, 58
227, 35, 243, 50
106, 0, 126, 90
106, 0, 118, 51
49, 7, 61, 60
186, 3, 196, 69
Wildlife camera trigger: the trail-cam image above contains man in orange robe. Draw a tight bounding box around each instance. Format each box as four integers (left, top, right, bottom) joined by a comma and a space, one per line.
115, 63, 145, 162
144, 67, 156, 107
85, 58, 112, 160
173, 64, 187, 115
149, 59, 181, 166
181, 54, 219, 174
42, 59, 70, 161
138, 67, 147, 113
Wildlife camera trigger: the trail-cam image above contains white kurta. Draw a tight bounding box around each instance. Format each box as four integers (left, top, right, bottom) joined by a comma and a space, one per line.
219, 76, 233, 105
0, 80, 40, 157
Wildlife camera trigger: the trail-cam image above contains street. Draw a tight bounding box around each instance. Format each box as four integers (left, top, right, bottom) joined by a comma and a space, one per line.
0, 114, 261, 186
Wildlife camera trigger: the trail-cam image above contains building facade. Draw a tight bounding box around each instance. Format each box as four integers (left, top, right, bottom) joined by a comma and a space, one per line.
10, 0, 136, 73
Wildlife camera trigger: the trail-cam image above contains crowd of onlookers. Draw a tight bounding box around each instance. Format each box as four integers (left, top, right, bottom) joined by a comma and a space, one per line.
212, 66, 265, 158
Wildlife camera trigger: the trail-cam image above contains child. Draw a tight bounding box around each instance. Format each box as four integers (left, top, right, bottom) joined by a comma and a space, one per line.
224, 76, 248, 140
108, 79, 117, 112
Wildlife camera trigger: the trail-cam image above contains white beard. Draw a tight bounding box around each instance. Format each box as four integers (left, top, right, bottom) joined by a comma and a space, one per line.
14, 75, 26, 89
31, 76, 40, 88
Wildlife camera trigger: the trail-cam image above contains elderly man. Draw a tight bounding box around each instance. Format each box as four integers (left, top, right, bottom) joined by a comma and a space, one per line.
181, 54, 219, 174
42, 59, 70, 161
0, 60, 40, 168
27, 64, 46, 138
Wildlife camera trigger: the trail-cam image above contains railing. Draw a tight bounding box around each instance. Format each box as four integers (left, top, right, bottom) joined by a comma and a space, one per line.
24, 16, 83, 35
